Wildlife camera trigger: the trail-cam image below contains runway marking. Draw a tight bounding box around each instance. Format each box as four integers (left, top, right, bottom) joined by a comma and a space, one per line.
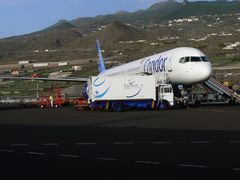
28, 152, 45, 155
136, 160, 160, 165
42, 143, 59, 146
0, 149, 14, 153
179, 164, 208, 168
113, 142, 133, 145
10, 144, 27, 146
233, 168, 240, 171
229, 141, 240, 144
191, 141, 210, 144
96, 157, 118, 161
152, 141, 171, 145
60, 154, 79, 158
75, 142, 96, 145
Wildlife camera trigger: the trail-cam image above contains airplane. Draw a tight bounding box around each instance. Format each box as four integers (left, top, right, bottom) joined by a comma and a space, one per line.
0, 40, 212, 97
96, 40, 212, 85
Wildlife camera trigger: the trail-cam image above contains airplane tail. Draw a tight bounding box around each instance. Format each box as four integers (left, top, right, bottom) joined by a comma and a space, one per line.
96, 39, 106, 73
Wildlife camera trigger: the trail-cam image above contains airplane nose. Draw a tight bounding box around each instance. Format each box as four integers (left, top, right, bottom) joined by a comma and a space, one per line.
189, 62, 212, 84
201, 62, 212, 81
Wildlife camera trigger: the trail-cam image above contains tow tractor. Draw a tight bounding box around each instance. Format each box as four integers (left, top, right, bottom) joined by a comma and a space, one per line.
73, 97, 90, 111
38, 88, 68, 108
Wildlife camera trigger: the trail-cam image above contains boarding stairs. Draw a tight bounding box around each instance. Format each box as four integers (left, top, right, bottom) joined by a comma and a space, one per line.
203, 77, 240, 103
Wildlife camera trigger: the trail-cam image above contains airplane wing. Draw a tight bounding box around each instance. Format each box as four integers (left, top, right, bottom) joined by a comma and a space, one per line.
0, 40, 106, 83
0, 76, 88, 82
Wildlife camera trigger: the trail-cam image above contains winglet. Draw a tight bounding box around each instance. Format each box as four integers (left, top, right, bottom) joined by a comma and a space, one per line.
96, 39, 106, 73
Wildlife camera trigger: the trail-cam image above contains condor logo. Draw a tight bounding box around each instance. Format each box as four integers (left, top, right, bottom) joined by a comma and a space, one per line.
143, 56, 168, 74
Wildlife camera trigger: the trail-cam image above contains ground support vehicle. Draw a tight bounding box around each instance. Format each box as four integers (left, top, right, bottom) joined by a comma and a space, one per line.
73, 97, 90, 111
87, 75, 174, 112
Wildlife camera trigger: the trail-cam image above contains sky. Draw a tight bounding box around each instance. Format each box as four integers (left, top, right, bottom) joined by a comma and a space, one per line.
0, 0, 163, 38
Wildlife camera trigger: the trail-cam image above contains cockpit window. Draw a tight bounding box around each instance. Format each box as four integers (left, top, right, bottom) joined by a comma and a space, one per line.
179, 57, 185, 63
179, 56, 208, 63
201, 56, 209, 62
185, 57, 190, 63
190, 57, 201, 62
179, 57, 190, 63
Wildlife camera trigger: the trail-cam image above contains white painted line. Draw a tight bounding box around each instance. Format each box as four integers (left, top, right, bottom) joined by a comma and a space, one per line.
229, 141, 240, 144
191, 141, 210, 144
42, 143, 59, 146
10, 144, 27, 146
96, 157, 118, 161
0, 149, 14, 153
152, 141, 171, 144
75, 142, 96, 145
179, 164, 208, 168
136, 161, 160, 165
28, 152, 45, 155
233, 168, 240, 171
113, 142, 133, 145
60, 154, 79, 158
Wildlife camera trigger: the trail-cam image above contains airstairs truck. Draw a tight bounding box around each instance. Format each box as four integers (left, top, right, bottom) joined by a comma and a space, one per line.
87, 75, 174, 112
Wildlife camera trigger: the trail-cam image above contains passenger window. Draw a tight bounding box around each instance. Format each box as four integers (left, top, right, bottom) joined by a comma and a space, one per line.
190, 57, 201, 62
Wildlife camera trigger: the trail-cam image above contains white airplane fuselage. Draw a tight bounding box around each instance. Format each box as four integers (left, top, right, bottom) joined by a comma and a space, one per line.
99, 47, 212, 86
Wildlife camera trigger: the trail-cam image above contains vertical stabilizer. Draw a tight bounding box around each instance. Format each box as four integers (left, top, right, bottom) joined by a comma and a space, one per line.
96, 39, 106, 73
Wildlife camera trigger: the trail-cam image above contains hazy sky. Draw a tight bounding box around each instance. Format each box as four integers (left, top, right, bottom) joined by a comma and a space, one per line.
0, 0, 163, 38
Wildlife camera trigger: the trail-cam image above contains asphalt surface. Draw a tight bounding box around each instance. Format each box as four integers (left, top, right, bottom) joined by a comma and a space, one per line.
0, 105, 240, 179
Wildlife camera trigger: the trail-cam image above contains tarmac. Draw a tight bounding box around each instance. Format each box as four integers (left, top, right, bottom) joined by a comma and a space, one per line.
0, 105, 240, 179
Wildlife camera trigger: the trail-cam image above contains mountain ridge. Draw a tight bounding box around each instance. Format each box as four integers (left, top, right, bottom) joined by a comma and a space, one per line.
0, 0, 239, 64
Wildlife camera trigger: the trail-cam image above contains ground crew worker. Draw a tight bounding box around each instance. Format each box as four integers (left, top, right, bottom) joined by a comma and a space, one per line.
49, 95, 54, 107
